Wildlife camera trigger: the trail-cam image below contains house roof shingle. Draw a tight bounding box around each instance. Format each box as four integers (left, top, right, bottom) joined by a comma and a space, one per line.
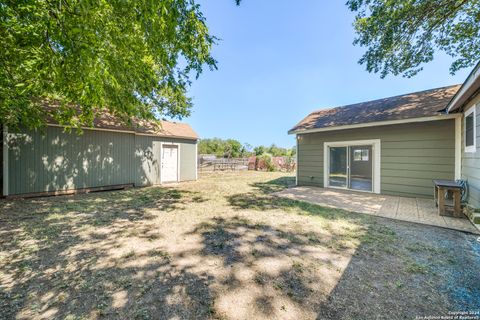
134, 118, 198, 140
289, 85, 461, 134
43, 102, 198, 140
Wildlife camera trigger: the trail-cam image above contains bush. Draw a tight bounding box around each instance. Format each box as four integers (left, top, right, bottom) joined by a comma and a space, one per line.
256, 154, 275, 172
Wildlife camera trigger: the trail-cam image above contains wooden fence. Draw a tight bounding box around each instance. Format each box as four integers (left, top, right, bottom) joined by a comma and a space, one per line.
198, 156, 295, 172
198, 158, 249, 172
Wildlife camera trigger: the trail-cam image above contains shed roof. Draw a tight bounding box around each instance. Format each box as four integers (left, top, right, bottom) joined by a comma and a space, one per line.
289, 85, 461, 134
43, 102, 198, 140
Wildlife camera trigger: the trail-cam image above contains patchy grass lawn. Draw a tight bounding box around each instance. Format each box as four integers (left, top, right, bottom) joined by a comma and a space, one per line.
1, 171, 479, 319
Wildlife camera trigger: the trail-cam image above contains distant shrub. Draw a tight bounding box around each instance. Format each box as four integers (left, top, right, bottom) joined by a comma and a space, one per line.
264, 156, 295, 172
256, 154, 275, 172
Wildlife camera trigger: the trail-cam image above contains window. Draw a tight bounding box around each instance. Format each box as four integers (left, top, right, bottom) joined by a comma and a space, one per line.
465, 106, 476, 153
353, 149, 369, 161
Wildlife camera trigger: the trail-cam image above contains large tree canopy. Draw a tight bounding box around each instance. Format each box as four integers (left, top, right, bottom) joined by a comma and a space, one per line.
347, 0, 480, 78
1, 0, 217, 129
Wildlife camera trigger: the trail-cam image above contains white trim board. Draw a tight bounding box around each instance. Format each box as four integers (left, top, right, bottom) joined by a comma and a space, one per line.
160, 142, 181, 184
2, 125, 8, 196
455, 117, 462, 180
464, 105, 477, 153
289, 114, 461, 135
323, 139, 381, 194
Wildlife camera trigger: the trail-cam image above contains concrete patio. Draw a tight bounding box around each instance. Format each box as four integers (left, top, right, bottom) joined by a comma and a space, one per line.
275, 186, 479, 234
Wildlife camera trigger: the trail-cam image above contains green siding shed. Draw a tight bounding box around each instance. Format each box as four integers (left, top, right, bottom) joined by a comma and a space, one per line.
2, 123, 198, 197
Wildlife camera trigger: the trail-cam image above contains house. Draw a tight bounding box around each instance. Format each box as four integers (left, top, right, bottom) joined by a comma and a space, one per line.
289, 62, 480, 211
445, 62, 480, 208
1, 107, 198, 197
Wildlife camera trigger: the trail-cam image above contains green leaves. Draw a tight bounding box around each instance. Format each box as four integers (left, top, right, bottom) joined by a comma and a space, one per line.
0, 0, 218, 129
347, 0, 480, 78
198, 138, 246, 158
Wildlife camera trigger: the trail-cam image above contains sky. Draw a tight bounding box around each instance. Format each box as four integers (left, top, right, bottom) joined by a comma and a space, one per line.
183, 0, 471, 149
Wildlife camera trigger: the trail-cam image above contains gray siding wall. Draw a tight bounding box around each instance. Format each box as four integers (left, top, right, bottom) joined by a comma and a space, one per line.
134, 135, 197, 186
7, 126, 197, 195
179, 140, 197, 181
461, 95, 480, 208
297, 120, 455, 198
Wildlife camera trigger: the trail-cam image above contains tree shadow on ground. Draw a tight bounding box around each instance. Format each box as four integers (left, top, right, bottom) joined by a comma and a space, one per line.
0, 247, 215, 319
225, 177, 480, 318
0, 187, 209, 319
189, 214, 480, 319
1, 186, 206, 220
2, 175, 479, 319
190, 216, 336, 266
185, 215, 362, 317
315, 221, 480, 319
251, 176, 296, 193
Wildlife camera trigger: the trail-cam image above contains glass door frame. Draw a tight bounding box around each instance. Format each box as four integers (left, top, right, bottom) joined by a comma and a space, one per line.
323, 139, 381, 194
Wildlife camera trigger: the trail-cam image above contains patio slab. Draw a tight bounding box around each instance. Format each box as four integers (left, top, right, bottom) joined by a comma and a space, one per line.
275, 186, 480, 234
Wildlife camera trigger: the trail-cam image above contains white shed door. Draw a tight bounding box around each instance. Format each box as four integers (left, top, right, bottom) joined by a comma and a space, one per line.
161, 145, 178, 182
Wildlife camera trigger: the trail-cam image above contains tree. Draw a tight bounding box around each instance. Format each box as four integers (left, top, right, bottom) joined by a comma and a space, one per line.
198, 138, 246, 158
347, 0, 480, 78
224, 139, 243, 158
268, 143, 295, 157
198, 138, 223, 156
199, 138, 295, 158
287, 145, 296, 157
1, 0, 219, 129
267, 144, 280, 157
254, 146, 266, 156
253, 144, 295, 157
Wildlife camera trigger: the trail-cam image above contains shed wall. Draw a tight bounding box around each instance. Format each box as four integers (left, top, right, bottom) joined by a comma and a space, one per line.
134, 135, 197, 186
7, 126, 197, 195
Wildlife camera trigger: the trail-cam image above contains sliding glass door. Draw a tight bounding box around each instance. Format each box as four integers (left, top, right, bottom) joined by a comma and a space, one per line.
328, 147, 348, 188
328, 144, 373, 192
349, 145, 373, 192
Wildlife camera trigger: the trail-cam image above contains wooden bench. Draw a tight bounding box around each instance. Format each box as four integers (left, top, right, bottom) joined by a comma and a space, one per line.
433, 179, 463, 218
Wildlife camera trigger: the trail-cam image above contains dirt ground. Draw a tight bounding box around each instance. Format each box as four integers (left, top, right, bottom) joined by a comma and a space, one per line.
0, 171, 479, 319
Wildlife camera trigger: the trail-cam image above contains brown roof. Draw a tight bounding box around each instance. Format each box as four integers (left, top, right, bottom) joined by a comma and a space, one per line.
134, 118, 199, 139
42, 102, 198, 140
289, 85, 461, 134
